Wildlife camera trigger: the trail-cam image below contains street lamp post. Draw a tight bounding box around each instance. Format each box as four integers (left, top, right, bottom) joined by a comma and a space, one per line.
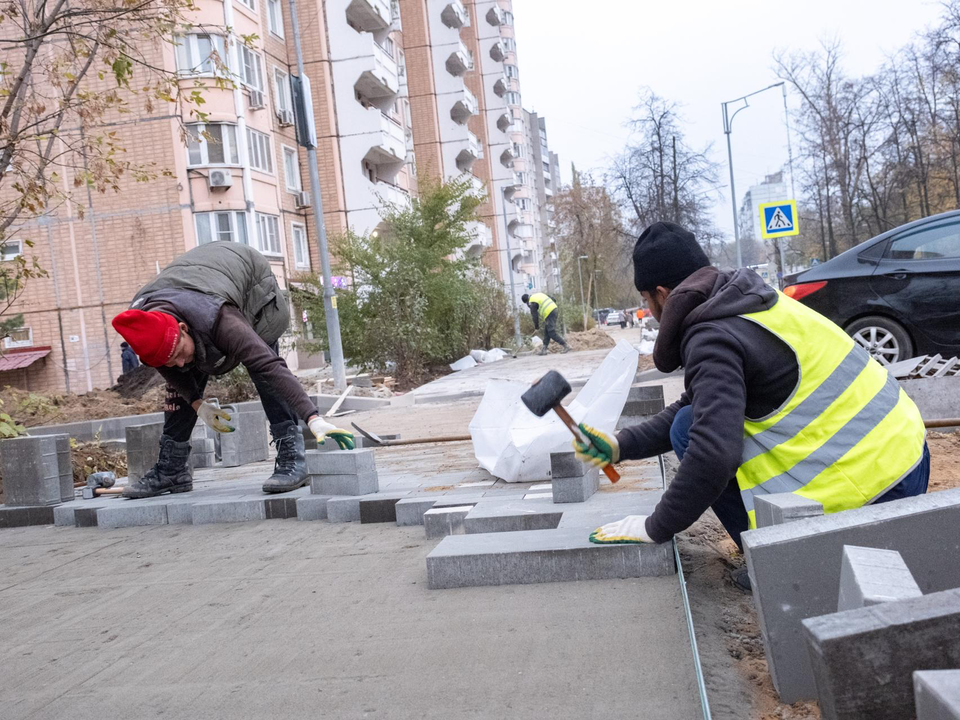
577, 254, 588, 329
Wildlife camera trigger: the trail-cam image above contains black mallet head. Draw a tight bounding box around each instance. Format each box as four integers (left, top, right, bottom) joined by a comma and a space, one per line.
521, 370, 572, 417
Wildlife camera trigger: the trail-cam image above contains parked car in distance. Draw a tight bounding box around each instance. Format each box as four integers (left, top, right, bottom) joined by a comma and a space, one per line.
593, 308, 616, 325
604, 310, 623, 326
783, 210, 960, 365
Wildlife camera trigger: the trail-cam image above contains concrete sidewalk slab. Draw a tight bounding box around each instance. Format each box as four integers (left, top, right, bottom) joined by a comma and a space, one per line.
914, 670, 960, 719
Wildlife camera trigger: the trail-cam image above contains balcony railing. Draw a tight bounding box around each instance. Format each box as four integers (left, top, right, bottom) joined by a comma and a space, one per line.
441, 0, 468, 29
489, 40, 505, 62
451, 84, 478, 124
345, 0, 392, 32
446, 40, 474, 76
486, 5, 504, 25
355, 40, 400, 104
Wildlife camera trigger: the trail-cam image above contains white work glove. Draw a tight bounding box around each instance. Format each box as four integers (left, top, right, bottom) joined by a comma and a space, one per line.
196, 401, 235, 433
308, 416, 356, 450
573, 422, 620, 468
589, 515, 654, 544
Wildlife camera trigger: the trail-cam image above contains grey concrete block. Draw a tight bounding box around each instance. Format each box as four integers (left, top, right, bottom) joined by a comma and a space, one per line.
395, 496, 440, 526
264, 496, 299, 520
358, 494, 406, 523
0, 504, 56, 528
310, 471, 379, 496
549, 452, 592, 479
97, 503, 168, 529
424, 505, 471, 538
838, 545, 923, 611
463, 501, 563, 534
166, 502, 194, 525
0, 435, 65, 506
189, 438, 216, 470
915, 670, 960, 720
552, 467, 600, 503
296, 495, 331, 521
754, 493, 825, 529
326, 496, 363, 523
52, 434, 73, 503
803, 588, 960, 720
627, 384, 664, 402
125, 422, 165, 483
54, 501, 105, 527
742, 488, 960, 703
219, 410, 269, 468
305, 449, 376, 476
192, 498, 266, 524
426, 528, 675, 589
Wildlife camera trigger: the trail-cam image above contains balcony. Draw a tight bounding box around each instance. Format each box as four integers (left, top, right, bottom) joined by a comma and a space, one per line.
486, 5, 505, 25
355, 41, 400, 106
364, 112, 406, 166
465, 221, 492, 255
345, 0, 392, 32
493, 73, 509, 97
451, 84, 478, 124
514, 222, 534, 239
446, 40, 474, 76
441, 0, 468, 29
499, 146, 515, 168
455, 131, 483, 172
489, 40, 505, 62
495, 110, 512, 133
374, 180, 409, 208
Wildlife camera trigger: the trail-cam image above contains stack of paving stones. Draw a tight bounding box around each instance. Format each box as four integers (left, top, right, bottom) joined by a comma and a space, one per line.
615, 384, 665, 431
742, 488, 960, 710
219, 407, 269, 467
297, 449, 380, 523
0, 434, 73, 528
189, 424, 217, 469
125, 422, 164, 483
549, 452, 600, 503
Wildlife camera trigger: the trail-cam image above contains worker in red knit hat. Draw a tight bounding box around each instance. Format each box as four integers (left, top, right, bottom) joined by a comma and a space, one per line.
112, 242, 354, 499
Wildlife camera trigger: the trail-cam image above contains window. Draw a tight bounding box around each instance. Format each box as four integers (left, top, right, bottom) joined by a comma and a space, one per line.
267, 0, 284, 37
195, 211, 248, 245
504, 63, 518, 79
505, 91, 521, 106
246, 128, 274, 172
512, 142, 523, 158
516, 198, 529, 210
236, 0, 255, 12
239, 45, 264, 91
0, 239, 22, 261
886, 222, 960, 261
186, 123, 239, 166
542, 160, 550, 173
273, 67, 292, 116
514, 171, 526, 186
175, 33, 226, 76
256, 213, 282, 255
503, 10, 514, 25
4, 327, 32, 349
292, 223, 309, 268
503, 37, 516, 52
283, 145, 301, 192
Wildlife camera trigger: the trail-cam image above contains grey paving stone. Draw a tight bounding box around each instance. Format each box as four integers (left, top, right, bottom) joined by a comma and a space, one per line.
192, 498, 266, 525
296, 495, 332, 521
463, 500, 563, 534
838, 545, 922, 611
220, 410, 269, 468
803, 588, 960, 720
125, 422, 164, 483
97, 503, 168, 529
914, 670, 960, 720
755, 493, 824, 529
549, 452, 592, 479
553, 467, 600, 503
0, 435, 65, 507
327, 496, 364, 523
0, 505, 56, 528
424, 506, 472, 538
742, 488, 960, 703
358, 494, 407, 524
305, 449, 376, 475
54, 501, 105, 527
426, 528, 675, 589
166, 502, 195, 525
264, 496, 299, 520
395, 496, 441, 526
310, 471, 379, 496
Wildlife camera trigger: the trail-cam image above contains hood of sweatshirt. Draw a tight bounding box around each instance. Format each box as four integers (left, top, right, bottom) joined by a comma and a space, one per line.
652, 266, 778, 372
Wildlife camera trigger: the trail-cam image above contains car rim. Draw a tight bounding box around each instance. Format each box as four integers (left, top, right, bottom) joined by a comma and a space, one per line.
852, 327, 900, 365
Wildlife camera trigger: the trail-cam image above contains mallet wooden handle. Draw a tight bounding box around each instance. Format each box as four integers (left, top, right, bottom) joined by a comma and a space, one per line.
552, 405, 620, 483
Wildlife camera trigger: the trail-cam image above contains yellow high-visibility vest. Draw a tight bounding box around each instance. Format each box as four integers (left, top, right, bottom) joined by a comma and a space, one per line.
736, 293, 925, 529
529, 292, 557, 322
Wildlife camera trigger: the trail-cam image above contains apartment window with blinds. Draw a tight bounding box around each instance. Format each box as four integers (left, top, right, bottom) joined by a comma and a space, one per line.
174, 34, 226, 76
236, 0, 255, 12
515, 171, 526, 186
195, 211, 248, 245
503, 10, 514, 25
273, 68, 292, 115
505, 91, 521, 106
256, 213, 282, 255
246, 129, 274, 173
239, 45, 264, 90
1, 239, 23, 261
282, 146, 301, 192
503, 37, 516, 52
267, 0, 284, 37
505, 64, 518, 78
291, 223, 309, 268
186, 123, 239, 166
3, 327, 32, 349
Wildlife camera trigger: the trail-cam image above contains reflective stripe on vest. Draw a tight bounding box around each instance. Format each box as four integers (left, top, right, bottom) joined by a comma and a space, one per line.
735, 292, 925, 529
529, 292, 557, 322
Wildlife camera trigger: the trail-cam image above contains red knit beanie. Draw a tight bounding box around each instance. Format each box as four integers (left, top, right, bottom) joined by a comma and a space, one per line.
112, 309, 181, 367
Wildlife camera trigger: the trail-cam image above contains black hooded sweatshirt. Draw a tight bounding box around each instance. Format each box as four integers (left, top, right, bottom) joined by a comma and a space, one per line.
616, 266, 800, 543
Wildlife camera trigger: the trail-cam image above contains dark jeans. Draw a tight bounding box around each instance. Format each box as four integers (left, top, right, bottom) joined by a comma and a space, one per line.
163, 345, 297, 442
668, 405, 930, 550
542, 310, 567, 349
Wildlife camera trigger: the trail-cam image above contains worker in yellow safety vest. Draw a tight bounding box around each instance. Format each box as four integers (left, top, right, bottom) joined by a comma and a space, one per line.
572, 222, 928, 590
522, 292, 569, 355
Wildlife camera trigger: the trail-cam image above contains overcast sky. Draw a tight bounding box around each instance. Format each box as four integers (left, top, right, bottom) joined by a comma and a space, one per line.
513, 0, 945, 240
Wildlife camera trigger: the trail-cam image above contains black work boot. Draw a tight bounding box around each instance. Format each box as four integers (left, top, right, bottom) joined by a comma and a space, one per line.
123, 435, 193, 498
262, 420, 308, 493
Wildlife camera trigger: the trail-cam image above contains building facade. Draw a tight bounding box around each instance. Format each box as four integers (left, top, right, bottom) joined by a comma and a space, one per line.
738, 170, 787, 246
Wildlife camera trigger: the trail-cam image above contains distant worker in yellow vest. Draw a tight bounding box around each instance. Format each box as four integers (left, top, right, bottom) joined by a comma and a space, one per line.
573, 222, 928, 587
522, 292, 570, 355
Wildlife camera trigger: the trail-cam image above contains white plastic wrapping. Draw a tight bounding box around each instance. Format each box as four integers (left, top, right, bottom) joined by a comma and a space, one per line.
469, 340, 639, 482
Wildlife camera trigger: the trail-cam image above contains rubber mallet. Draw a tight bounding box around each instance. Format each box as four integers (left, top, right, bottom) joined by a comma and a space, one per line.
521, 370, 620, 483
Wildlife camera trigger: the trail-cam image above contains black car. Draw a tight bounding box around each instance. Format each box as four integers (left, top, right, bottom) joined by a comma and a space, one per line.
783, 210, 960, 365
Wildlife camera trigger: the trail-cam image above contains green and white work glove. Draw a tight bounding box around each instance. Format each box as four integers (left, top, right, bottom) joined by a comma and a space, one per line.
308, 416, 356, 451
589, 515, 654, 544
196, 401, 235, 433
572, 422, 620, 468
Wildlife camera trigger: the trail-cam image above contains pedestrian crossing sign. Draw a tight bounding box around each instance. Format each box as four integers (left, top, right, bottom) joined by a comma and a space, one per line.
759, 200, 800, 240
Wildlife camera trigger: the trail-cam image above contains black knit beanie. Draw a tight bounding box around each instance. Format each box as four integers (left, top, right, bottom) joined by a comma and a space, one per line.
632, 222, 711, 292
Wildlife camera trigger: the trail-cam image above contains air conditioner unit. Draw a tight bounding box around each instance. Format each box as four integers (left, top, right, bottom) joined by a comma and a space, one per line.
208, 169, 234, 190
278, 109, 294, 126
295, 191, 310, 208
248, 89, 265, 109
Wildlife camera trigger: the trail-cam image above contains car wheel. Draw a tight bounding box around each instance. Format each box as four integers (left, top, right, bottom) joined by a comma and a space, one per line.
846, 316, 914, 366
